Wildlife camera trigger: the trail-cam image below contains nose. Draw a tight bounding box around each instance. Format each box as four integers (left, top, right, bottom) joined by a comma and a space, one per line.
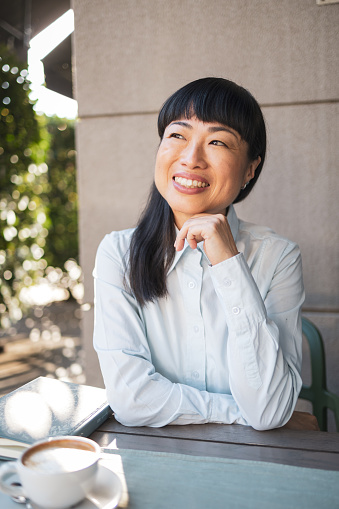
180, 141, 207, 169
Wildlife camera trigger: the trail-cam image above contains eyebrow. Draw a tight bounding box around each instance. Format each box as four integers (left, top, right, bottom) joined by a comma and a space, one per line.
169, 121, 239, 140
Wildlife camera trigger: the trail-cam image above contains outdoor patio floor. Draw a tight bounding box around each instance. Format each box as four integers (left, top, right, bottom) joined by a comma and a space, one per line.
0, 300, 84, 396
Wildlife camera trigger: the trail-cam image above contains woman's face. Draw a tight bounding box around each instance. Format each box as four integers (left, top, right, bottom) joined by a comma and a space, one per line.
154, 116, 260, 229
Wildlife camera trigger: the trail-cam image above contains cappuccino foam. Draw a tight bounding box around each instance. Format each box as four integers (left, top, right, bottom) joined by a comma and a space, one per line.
23, 442, 97, 474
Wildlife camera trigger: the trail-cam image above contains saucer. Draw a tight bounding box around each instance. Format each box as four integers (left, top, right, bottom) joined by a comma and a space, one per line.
80, 464, 122, 509
29, 464, 122, 509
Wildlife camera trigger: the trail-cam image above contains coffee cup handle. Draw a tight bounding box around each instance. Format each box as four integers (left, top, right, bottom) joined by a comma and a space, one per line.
0, 461, 25, 497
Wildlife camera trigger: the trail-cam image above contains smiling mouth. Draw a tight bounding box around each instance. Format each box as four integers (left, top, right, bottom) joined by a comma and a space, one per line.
173, 176, 210, 189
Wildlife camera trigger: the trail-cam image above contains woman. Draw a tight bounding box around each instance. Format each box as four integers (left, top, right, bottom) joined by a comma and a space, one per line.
93, 77, 306, 431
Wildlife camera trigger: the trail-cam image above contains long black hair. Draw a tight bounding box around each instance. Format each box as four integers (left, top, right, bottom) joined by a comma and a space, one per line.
128, 77, 266, 306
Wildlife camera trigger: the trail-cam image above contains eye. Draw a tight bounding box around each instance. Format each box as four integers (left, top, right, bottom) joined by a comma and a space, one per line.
210, 140, 227, 147
169, 132, 185, 140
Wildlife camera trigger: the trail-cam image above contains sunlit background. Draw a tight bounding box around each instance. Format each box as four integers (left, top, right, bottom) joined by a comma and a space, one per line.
0, 5, 84, 393
28, 9, 77, 118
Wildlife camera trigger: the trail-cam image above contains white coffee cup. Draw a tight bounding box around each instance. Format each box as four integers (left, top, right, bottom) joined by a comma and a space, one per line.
0, 436, 101, 509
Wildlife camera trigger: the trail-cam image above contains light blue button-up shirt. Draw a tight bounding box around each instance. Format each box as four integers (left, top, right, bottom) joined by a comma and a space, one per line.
93, 205, 304, 430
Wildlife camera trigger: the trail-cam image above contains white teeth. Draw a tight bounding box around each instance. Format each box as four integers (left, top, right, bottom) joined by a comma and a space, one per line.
174, 177, 208, 188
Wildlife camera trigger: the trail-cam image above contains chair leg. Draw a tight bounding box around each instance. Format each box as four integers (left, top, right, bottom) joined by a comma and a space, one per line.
312, 401, 327, 432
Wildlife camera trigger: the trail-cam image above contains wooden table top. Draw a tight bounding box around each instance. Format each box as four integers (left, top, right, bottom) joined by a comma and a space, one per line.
90, 415, 339, 472
1, 415, 338, 509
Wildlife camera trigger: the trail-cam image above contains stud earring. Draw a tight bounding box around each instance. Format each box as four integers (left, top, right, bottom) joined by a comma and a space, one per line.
241, 182, 249, 190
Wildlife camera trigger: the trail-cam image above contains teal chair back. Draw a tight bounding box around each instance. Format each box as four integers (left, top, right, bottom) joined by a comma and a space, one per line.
300, 317, 339, 431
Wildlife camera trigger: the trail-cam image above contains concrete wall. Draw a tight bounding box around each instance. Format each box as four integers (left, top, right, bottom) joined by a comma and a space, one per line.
72, 0, 339, 427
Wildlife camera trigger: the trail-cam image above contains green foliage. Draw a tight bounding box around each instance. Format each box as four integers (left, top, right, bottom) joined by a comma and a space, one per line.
0, 46, 80, 330
44, 118, 78, 268
0, 46, 50, 326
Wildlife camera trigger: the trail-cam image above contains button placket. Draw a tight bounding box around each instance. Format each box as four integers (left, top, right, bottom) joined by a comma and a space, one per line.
182, 251, 206, 390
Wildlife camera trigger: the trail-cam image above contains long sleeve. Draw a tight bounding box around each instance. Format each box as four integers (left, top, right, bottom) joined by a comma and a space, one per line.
209, 242, 304, 430
93, 232, 247, 427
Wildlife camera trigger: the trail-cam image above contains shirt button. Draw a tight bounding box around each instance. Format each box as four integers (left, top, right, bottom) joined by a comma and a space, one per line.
232, 306, 240, 315
223, 278, 232, 287
193, 326, 199, 333
188, 281, 196, 289
192, 371, 199, 379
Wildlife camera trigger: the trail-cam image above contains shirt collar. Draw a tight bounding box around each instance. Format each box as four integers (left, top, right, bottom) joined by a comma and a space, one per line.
167, 204, 239, 275
227, 203, 239, 241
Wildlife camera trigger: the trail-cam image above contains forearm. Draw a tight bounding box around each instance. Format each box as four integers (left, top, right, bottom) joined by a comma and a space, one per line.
227, 318, 301, 430
210, 251, 304, 430
96, 346, 247, 427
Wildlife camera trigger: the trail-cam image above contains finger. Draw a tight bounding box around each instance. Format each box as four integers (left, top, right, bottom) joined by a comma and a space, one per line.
175, 228, 199, 251
186, 231, 198, 250
174, 236, 185, 251
175, 221, 204, 249
175, 217, 218, 248
174, 223, 191, 250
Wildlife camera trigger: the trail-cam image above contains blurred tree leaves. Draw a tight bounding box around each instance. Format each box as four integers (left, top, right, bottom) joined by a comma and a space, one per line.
44, 118, 78, 268
0, 46, 79, 330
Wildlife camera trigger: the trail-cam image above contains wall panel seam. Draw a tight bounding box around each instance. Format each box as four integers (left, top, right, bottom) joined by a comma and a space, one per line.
78, 111, 159, 120
78, 98, 339, 121
261, 99, 339, 108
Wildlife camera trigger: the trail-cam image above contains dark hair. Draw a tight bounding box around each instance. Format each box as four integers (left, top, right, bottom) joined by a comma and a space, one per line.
128, 77, 266, 305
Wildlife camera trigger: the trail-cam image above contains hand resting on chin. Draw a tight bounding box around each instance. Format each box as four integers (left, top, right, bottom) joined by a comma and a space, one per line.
174, 213, 239, 265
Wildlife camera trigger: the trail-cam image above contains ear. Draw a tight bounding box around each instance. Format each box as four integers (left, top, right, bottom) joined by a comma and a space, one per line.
245, 156, 261, 183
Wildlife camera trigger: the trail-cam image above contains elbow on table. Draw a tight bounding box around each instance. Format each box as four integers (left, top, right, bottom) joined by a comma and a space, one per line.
108, 398, 169, 428
104, 377, 182, 428
239, 374, 299, 431
114, 413, 147, 427
245, 407, 293, 432
113, 409, 168, 428
249, 419, 282, 432
107, 399, 150, 427
114, 410, 154, 427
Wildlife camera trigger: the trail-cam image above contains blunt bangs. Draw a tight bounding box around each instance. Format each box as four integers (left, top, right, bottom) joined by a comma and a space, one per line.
157, 77, 266, 203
